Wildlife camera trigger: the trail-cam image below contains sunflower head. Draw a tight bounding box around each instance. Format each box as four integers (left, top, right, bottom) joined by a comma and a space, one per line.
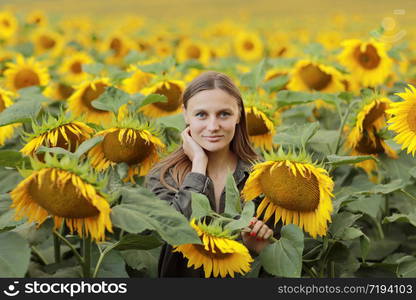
4, 55, 50, 92
242, 148, 334, 238
58, 51, 93, 84
10, 153, 112, 241
0, 11, 18, 40
387, 84, 416, 156
139, 78, 185, 118
338, 39, 393, 87
88, 115, 166, 182
173, 218, 253, 278
0, 87, 18, 145
234, 30, 264, 62
67, 77, 115, 125
176, 39, 211, 65
20, 112, 95, 160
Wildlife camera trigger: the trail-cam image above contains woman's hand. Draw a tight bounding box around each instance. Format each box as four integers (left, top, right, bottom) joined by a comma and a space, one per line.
241, 217, 274, 254
181, 127, 208, 174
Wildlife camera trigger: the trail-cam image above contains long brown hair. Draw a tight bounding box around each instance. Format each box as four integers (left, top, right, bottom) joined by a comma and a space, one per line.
148, 71, 258, 191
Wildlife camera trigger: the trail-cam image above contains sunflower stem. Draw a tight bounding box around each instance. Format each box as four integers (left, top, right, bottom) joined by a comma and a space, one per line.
31, 246, 49, 265
82, 235, 92, 278
302, 262, 318, 278
333, 99, 361, 156
92, 241, 121, 278
370, 215, 384, 240
53, 233, 61, 263
401, 189, 416, 203
53, 229, 84, 266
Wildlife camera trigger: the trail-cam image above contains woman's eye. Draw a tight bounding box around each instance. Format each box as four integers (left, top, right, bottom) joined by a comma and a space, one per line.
220, 112, 230, 117
195, 112, 205, 117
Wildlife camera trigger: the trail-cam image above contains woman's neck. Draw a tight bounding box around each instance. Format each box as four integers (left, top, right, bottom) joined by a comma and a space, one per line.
206, 149, 237, 178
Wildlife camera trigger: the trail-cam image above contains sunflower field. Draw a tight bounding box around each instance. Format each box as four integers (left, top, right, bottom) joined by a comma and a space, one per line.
1, 0, 416, 278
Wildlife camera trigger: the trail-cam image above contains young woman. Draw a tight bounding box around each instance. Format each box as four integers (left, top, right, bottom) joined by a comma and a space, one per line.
145, 71, 274, 277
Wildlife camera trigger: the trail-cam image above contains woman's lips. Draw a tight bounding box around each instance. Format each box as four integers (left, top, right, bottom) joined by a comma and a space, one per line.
204, 135, 223, 142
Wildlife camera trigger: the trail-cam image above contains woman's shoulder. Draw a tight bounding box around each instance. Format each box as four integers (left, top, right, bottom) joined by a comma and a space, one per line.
145, 165, 177, 188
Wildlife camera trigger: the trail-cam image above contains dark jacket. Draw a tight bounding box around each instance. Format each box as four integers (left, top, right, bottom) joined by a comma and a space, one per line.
145, 159, 255, 277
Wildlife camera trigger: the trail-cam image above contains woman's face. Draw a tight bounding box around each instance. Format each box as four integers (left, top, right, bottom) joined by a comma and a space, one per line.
183, 88, 240, 153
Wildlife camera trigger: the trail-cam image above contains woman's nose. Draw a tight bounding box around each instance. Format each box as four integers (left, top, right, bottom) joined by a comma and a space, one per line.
207, 117, 220, 131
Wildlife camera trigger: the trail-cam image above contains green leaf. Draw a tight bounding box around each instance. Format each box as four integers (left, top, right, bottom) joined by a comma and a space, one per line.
140, 94, 167, 108
259, 224, 304, 277
190, 192, 212, 220
360, 234, 370, 262
121, 248, 160, 278
329, 211, 362, 239
0, 150, 30, 167
0, 169, 23, 194
0, 98, 42, 126
84, 63, 105, 76
0, 194, 23, 229
240, 59, 266, 89
341, 227, 364, 240
12, 218, 54, 246
300, 122, 320, 147
398, 258, 416, 277
91, 86, 131, 115
224, 172, 241, 218
73, 135, 104, 157
346, 194, 385, 219
36, 146, 74, 157
0, 231, 31, 277
276, 91, 316, 108
110, 187, 201, 245
224, 201, 254, 232
262, 75, 289, 93
116, 162, 129, 181
91, 246, 129, 278
115, 233, 163, 251
326, 154, 378, 167
382, 213, 416, 227
123, 50, 147, 65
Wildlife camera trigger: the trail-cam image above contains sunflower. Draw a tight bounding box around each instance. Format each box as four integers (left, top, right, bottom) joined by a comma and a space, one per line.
67, 77, 114, 125
246, 106, 276, 151
387, 84, 416, 156
173, 219, 253, 278
32, 28, 65, 57
234, 31, 264, 62
88, 117, 165, 182
288, 59, 345, 109
58, 52, 93, 84
265, 32, 293, 58
176, 39, 211, 65
0, 11, 18, 40
4, 55, 50, 92
140, 79, 185, 118
346, 95, 397, 179
20, 113, 94, 160
242, 149, 334, 238
338, 39, 393, 87
43, 81, 75, 101
26, 10, 48, 27
0, 88, 19, 146
101, 32, 135, 65
10, 154, 112, 241
121, 64, 155, 94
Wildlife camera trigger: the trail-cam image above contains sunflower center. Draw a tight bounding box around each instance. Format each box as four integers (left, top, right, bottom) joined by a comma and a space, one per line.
81, 83, 107, 112
70, 61, 83, 74
246, 110, 270, 135
152, 83, 182, 111
298, 64, 332, 91
102, 130, 153, 165
243, 40, 254, 51
28, 169, 100, 218
14, 68, 41, 90
192, 244, 233, 259
186, 45, 201, 59
354, 44, 381, 70
356, 130, 384, 154
363, 102, 387, 129
259, 164, 320, 211
407, 105, 416, 132
2, 19, 10, 27
110, 38, 122, 56
57, 83, 75, 99
0, 96, 6, 112
39, 35, 56, 49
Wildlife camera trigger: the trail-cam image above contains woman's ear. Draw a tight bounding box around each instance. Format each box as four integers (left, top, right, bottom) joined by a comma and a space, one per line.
182, 105, 189, 124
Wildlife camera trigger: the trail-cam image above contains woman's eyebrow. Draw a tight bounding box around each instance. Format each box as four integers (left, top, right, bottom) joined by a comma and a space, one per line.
192, 107, 234, 112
